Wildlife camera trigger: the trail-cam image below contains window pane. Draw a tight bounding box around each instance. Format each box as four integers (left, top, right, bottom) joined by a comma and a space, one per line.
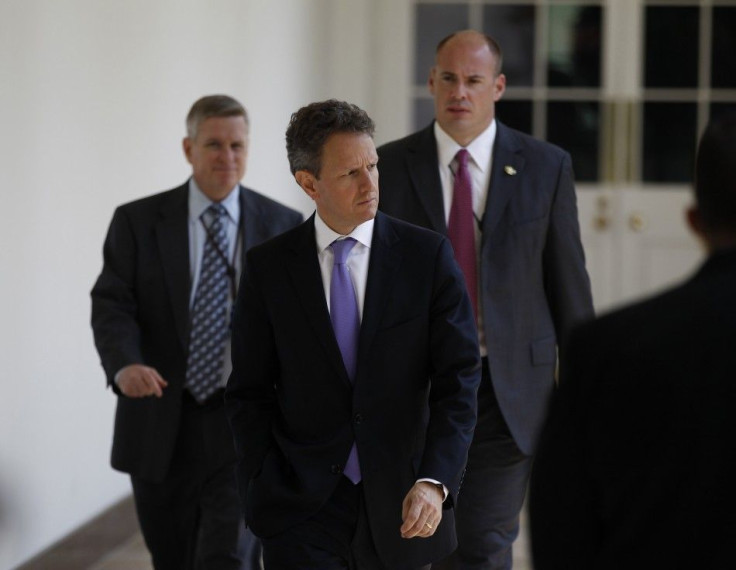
711, 7, 736, 88
644, 7, 699, 88
496, 100, 533, 135
413, 97, 435, 131
483, 5, 536, 87
547, 5, 602, 87
414, 4, 469, 84
642, 103, 697, 183
547, 101, 600, 181
710, 103, 736, 124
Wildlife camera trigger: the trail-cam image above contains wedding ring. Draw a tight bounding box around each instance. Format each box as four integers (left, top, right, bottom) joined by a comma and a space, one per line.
425, 522, 433, 529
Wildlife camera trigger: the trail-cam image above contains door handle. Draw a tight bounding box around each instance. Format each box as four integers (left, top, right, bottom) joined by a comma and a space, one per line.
629, 213, 647, 232
593, 215, 610, 231
593, 195, 610, 232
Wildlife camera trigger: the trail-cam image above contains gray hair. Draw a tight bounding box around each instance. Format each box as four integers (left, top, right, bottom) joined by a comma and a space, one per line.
186, 95, 249, 139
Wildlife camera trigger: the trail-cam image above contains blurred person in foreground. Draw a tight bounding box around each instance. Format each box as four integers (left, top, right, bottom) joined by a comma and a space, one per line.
529, 112, 736, 569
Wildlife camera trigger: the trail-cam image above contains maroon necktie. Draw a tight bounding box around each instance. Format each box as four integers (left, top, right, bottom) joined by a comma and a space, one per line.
448, 149, 478, 318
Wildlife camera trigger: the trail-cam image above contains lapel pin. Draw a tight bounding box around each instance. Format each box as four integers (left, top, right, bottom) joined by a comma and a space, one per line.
504, 165, 517, 176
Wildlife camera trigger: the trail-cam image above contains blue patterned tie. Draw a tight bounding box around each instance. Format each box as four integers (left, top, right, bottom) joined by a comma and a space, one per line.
330, 238, 361, 483
185, 204, 230, 403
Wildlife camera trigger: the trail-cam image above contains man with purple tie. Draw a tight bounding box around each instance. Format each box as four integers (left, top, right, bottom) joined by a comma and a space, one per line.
225, 99, 481, 569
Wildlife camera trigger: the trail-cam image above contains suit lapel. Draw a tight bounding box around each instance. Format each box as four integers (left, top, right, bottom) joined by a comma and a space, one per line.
481, 122, 525, 247
286, 216, 351, 383
406, 125, 447, 234
239, 186, 267, 265
155, 184, 191, 351
356, 213, 401, 384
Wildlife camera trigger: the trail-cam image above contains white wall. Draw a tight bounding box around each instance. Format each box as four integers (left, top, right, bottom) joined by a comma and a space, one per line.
0, 0, 413, 566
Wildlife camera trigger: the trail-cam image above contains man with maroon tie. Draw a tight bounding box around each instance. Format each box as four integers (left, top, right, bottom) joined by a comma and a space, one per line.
377, 31, 594, 569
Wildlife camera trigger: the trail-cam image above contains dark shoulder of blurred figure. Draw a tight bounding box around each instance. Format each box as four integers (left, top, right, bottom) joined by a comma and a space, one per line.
529, 111, 736, 570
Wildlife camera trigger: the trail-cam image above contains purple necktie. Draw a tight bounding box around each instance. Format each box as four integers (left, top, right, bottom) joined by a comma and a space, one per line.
329, 238, 361, 484
448, 149, 478, 318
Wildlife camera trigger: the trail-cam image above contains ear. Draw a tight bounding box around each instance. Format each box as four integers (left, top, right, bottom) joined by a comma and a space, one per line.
493, 73, 506, 102
686, 205, 704, 238
428, 67, 437, 96
295, 170, 318, 201
182, 137, 193, 164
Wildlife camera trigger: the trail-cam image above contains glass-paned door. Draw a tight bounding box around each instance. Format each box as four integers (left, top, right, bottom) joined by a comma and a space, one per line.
413, 1, 604, 182
411, 0, 736, 309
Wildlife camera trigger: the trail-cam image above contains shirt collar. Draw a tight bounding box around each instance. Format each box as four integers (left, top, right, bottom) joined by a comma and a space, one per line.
434, 119, 497, 172
314, 212, 375, 254
188, 178, 240, 223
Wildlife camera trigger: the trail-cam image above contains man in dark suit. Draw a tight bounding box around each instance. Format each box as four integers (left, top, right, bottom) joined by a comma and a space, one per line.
528, 113, 736, 569
377, 30, 594, 569
90, 95, 302, 569
225, 99, 481, 569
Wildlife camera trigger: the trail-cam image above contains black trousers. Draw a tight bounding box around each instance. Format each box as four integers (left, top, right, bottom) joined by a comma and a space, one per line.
261, 477, 430, 570
130, 391, 261, 570
432, 359, 533, 570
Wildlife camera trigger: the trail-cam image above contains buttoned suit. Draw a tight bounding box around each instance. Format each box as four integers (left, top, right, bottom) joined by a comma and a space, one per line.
225, 212, 481, 568
377, 121, 594, 568
529, 250, 736, 569
91, 181, 302, 568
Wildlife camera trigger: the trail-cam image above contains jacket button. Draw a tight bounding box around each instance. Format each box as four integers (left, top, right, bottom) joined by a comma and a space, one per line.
331, 464, 342, 474
354, 413, 363, 424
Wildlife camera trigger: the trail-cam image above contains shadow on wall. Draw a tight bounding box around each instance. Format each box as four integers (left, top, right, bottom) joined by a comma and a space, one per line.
0, 467, 21, 568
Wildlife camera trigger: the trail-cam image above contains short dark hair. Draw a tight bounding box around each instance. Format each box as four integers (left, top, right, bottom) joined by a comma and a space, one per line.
186, 95, 249, 139
695, 112, 736, 231
285, 99, 375, 177
436, 30, 504, 76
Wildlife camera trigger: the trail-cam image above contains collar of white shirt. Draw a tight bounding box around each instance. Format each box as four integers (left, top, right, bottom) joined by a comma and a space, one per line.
314, 212, 374, 254
434, 119, 497, 175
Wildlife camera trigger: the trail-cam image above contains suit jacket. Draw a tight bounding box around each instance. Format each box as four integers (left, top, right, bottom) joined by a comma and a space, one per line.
528, 249, 736, 569
224, 212, 481, 567
91, 181, 303, 482
377, 121, 594, 454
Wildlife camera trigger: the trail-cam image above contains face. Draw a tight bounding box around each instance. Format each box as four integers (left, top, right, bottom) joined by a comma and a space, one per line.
429, 33, 506, 147
296, 132, 379, 235
183, 115, 248, 201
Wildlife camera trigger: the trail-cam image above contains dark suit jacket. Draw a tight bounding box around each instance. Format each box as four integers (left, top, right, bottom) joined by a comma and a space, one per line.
91, 181, 302, 482
377, 121, 594, 454
529, 250, 736, 569
225, 212, 481, 567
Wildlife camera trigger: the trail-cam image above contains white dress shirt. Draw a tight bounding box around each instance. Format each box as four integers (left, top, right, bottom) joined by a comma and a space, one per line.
314, 213, 373, 318
313, 211, 447, 500
434, 120, 497, 357
434, 119, 496, 226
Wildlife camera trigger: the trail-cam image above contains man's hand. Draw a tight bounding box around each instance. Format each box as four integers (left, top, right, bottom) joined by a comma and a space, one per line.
117, 364, 168, 398
400, 481, 443, 539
